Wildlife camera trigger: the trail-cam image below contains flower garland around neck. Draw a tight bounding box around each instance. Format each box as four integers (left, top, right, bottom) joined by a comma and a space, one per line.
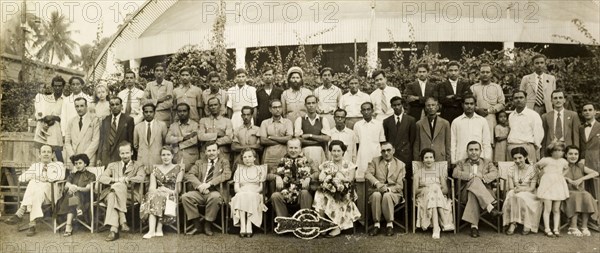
276, 154, 312, 204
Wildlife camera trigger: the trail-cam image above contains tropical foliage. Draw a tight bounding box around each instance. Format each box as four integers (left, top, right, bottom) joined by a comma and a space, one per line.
33, 11, 79, 65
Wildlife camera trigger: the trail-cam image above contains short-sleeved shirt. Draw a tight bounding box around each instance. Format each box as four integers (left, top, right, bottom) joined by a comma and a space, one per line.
313, 85, 341, 114
202, 88, 228, 116
281, 88, 312, 123
173, 85, 204, 121
233, 124, 261, 146
226, 84, 258, 112
258, 117, 294, 138
340, 91, 371, 118
145, 80, 174, 111
294, 115, 331, 137
328, 126, 358, 162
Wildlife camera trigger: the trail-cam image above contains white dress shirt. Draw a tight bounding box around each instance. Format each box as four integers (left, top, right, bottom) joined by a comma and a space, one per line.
314, 85, 341, 114
370, 86, 402, 120
585, 119, 596, 140
449, 79, 458, 94
450, 113, 492, 163
61, 92, 93, 135
340, 91, 371, 118
328, 126, 357, 162
507, 107, 544, 148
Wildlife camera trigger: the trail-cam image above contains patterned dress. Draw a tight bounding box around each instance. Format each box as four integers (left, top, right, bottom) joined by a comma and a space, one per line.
494, 124, 509, 162
140, 165, 182, 224
414, 167, 454, 229
229, 164, 268, 227
313, 161, 361, 230
501, 164, 542, 232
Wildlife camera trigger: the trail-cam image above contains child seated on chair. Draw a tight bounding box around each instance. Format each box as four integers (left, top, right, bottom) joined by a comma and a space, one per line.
414, 148, 454, 239
564, 145, 599, 237
54, 154, 96, 237
229, 148, 268, 238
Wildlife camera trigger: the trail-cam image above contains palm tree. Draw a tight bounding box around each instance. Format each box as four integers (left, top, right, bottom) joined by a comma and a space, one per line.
34, 11, 78, 65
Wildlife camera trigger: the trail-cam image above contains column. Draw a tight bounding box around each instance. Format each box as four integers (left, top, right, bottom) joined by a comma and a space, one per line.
235, 47, 246, 69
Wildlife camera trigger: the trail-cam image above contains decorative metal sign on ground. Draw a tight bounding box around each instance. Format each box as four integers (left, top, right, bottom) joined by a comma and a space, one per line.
274, 209, 338, 240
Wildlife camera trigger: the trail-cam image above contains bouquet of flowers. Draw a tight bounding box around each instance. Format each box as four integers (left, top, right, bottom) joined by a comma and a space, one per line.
319, 161, 357, 202
276, 156, 312, 204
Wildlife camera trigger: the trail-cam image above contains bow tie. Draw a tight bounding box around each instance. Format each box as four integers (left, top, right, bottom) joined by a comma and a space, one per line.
584, 123, 592, 128
468, 160, 480, 165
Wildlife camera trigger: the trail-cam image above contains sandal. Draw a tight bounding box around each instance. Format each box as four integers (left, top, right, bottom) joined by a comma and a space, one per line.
581, 228, 591, 236
506, 223, 516, 235
553, 229, 560, 237
545, 230, 555, 238
568, 227, 583, 237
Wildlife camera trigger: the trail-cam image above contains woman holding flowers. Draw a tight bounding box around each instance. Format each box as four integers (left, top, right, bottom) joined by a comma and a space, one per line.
313, 140, 361, 237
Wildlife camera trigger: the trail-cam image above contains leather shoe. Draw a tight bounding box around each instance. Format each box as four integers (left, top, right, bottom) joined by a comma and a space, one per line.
4, 215, 22, 225
368, 227, 380, 236
470, 228, 480, 238
26, 226, 36, 237
105, 231, 119, 241
120, 223, 130, 233
522, 229, 530, 235
489, 209, 502, 217
385, 227, 394, 236
203, 221, 214, 236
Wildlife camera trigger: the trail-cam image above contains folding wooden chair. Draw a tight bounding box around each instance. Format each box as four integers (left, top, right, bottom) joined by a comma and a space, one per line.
411, 161, 456, 234
139, 180, 184, 234
182, 181, 226, 234
225, 180, 269, 234
15, 179, 66, 233
455, 164, 502, 233
364, 178, 408, 234
93, 173, 146, 233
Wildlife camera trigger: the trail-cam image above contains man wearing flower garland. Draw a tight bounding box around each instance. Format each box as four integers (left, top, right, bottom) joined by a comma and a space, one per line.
365, 142, 406, 236
268, 138, 318, 218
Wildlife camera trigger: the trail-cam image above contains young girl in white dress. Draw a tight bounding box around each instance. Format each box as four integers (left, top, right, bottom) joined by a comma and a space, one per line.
229, 148, 268, 237
535, 142, 569, 237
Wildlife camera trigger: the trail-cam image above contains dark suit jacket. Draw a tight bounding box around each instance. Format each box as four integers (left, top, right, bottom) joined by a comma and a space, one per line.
580, 122, 600, 175
383, 113, 416, 166
365, 156, 406, 196
97, 114, 134, 165
404, 81, 438, 120
437, 79, 471, 123
184, 156, 232, 200
541, 109, 580, 155
255, 87, 284, 127
414, 116, 451, 163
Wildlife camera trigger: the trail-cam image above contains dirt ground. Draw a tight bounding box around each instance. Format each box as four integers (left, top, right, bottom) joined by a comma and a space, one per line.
1, 221, 599, 253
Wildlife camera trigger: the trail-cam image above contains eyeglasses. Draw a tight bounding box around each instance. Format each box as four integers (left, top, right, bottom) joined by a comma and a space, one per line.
381, 149, 393, 153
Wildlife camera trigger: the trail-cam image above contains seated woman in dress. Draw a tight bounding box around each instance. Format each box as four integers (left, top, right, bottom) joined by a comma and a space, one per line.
140, 146, 183, 239
313, 140, 361, 237
502, 147, 541, 235
54, 154, 96, 236
564, 145, 599, 237
413, 148, 454, 239
230, 148, 268, 238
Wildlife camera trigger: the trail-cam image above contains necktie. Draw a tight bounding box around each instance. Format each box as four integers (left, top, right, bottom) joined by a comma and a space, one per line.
381, 89, 388, 114
122, 162, 127, 176
79, 116, 83, 130
555, 112, 563, 140
109, 117, 117, 146
535, 76, 544, 106
396, 116, 401, 127
146, 122, 152, 143
205, 160, 215, 183
384, 161, 390, 184
125, 90, 132, 115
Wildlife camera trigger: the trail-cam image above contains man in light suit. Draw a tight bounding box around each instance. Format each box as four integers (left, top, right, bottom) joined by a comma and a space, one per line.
580, 103, 600, 219
404, 63, 438, 120
520, 54, 556, 115
98, 142, 146, 241
541, 90, 580, 155
452, 141, 502, 238
97, 97, 134, 166
3, 144, 66, 236
438, 61, 472, 123
134, 103, 168, 174
182, 142, 232, 236
365, 142, 406, 237
64, 97, 100, 167
414, 97, 451, 163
